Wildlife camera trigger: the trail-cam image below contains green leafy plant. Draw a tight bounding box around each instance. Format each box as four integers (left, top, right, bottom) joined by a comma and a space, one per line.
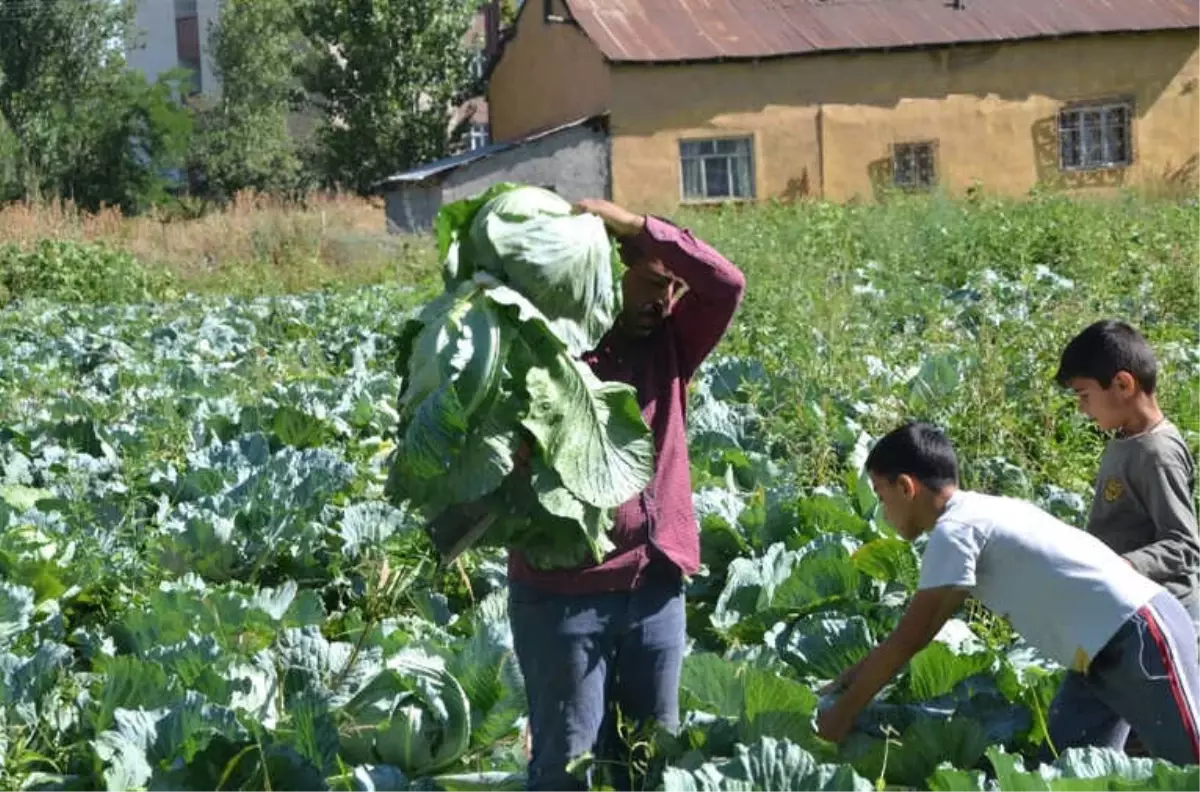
0, 240, 174, 304
385, 186, 653, 570
0, 192, 1194, 791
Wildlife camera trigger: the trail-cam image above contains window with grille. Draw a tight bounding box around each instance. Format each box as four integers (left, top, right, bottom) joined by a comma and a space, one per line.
467, 123, 490, 151
1058, 101, 1132, 171
893, 141, 936, 189
679, 137, 755, 201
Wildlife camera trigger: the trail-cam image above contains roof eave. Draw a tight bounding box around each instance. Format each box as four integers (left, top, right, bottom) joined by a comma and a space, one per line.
374, 113, 610, 190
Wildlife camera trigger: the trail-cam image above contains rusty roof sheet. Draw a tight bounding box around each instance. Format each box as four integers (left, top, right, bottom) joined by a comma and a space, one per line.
563, 0, 1199, 62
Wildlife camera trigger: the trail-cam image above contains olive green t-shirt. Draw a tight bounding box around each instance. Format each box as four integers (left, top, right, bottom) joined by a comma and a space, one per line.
1085, 419, 1199, 626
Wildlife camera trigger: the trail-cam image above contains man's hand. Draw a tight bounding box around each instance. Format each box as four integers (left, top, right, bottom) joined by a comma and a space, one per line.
573, 199, 646, 238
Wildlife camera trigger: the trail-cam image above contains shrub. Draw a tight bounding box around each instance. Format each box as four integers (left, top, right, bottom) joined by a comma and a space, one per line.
0, 239, 174, 304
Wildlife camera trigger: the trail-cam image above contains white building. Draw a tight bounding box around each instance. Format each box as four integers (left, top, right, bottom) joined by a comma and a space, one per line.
127, 0, 222, 97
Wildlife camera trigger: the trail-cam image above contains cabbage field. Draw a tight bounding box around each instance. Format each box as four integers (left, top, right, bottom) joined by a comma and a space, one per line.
0, 192, 1196, 791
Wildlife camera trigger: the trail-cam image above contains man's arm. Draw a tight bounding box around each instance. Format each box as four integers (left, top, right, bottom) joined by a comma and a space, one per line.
816, 586, 968, 743
573, 199, 745, 379
640, 217, 746, 379
1123, 461, 1200, 585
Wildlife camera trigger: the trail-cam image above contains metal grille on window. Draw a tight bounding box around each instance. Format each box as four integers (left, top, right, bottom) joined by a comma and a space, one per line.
1058, 103, 1131, 170
893, 142, 935, 189
680, 137, 754, 201
468, 123, 489, 151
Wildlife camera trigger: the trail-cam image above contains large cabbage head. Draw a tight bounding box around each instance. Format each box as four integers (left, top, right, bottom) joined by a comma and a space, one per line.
468, 186, 618, 356
338, 651, 471, 776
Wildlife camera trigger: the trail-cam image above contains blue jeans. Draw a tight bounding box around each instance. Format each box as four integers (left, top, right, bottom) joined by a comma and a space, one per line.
1046, 590, 1200, 766
508, 570, 686, 791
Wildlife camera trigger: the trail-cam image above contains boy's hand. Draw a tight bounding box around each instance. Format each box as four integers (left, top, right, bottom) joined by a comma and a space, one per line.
816, 701, 855, 744
573, 199, 646, 239
818, 662, 861, 695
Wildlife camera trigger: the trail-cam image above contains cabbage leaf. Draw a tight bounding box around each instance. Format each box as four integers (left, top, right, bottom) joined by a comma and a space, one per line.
387, 186, 652, 569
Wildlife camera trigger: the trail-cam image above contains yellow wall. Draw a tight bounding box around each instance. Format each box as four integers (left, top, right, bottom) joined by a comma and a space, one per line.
487, 0, 611, 141
607, 31, 1199, 213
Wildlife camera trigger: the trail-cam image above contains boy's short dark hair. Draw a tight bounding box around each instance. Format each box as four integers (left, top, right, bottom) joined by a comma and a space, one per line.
866, 421, 960, 490
1054, 320, 1158, 394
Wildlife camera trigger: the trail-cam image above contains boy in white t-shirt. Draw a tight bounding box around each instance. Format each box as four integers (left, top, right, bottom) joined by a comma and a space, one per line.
815, 421, 1200, 766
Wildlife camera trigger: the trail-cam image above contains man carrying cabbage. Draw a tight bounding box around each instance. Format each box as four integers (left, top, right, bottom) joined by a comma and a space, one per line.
506, 199, 745, 790
388, 185, 744, 789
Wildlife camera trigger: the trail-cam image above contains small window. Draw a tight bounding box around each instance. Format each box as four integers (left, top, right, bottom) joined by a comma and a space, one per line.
893, 141, 936, 189
1058, 101, 1132, 171
679, 136, 755, 201
467, 122, 490, 151
469, 51, 486, 81
174, 9, 202, 95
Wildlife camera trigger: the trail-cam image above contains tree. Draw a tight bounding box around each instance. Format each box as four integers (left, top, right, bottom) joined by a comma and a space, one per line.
0, 0, 192, 211
191, 0, 311, 200
298, 0, 481, 193
68, 70, 194, 213
499, 0, 519, 28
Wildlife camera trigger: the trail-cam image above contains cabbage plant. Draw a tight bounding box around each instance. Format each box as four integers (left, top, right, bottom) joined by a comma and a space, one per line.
385, 185, 653, 569
338, 650, 471, 776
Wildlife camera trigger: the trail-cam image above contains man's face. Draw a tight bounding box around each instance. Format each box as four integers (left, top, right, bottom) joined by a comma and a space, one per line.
1066, 376, 1128, 431
869, 472, 923, 541
619, 258, 677, 337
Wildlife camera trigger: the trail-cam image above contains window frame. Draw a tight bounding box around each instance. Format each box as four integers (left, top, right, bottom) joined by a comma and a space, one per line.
467, 122, 490, 151
173, 0, 202, 95
469, 50, 486, 82
891, 140, 938, 190
1057, 98, 1134, 172
677, 134, 757, 203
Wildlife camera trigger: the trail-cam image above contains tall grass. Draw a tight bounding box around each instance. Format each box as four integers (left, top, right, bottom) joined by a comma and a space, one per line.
678, 190, 1199, 499
0, 191, 438, 297
2, 187, 1195, 501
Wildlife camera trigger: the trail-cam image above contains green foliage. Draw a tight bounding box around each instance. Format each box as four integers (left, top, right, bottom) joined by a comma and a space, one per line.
0, 193, 1195, 790
191, 0, 311, 200
0, 0, 487, 209
0, 240, 174, 304
498, 0, 520, 27
298, 0, 481, 193
388, 187, 653, 569
0, 0, 193, 212
678, 191, 1200, 493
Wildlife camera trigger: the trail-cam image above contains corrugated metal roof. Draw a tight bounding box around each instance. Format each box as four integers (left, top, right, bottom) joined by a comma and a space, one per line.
375, 114, 606, 188
564, 0, 1199, 63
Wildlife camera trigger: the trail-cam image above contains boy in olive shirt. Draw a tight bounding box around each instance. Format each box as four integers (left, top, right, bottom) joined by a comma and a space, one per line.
1053, 319, 1199, 755
1056, 320, 1199, 627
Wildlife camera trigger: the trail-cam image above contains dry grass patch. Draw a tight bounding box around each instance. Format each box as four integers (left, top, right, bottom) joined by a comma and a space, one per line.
0, 191, 438, 296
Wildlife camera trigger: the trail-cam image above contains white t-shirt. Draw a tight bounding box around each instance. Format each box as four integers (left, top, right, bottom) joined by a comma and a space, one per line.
918, 489, 1162, 671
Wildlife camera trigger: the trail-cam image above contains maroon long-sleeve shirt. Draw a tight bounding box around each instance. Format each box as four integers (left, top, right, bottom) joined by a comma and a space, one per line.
508, 215, 746, 594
